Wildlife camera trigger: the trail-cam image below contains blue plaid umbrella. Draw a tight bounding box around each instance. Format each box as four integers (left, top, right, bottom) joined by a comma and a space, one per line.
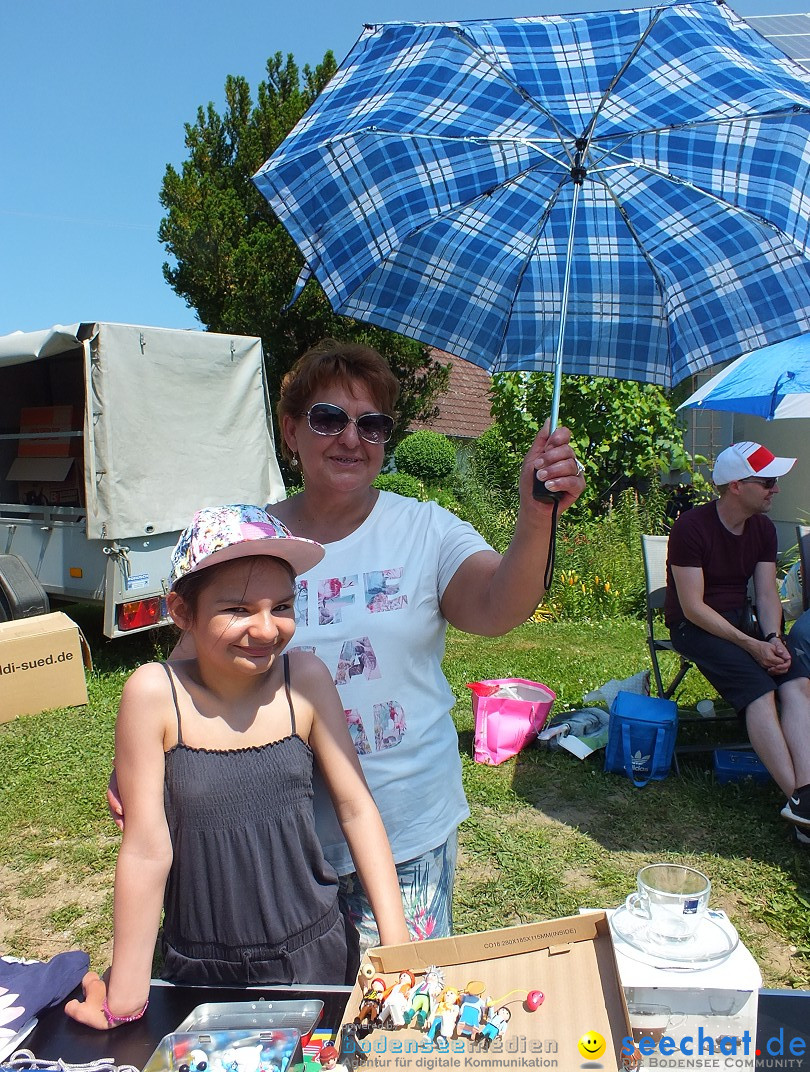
254, 1, 810, 427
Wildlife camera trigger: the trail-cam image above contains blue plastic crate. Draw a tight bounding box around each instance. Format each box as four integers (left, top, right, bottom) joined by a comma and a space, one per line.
714, 748, 771, 785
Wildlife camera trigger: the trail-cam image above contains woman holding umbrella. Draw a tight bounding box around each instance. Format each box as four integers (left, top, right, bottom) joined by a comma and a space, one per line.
264, 339, 583, 947
109, 338, 584, 948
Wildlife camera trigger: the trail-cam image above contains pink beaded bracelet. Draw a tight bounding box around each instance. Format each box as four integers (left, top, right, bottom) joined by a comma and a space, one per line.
102, 995, 149, 1026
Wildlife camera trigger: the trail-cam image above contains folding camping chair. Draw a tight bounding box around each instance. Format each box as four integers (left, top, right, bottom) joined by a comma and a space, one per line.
641, 534, 692, 699
797, 525, 810, 614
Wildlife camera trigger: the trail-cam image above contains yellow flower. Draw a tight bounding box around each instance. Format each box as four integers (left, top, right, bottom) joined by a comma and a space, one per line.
604, 581, 610, 592
531, 604, 556, 623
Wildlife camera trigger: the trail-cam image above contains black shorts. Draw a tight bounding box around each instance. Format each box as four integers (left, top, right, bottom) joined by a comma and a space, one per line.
670, 615, 806, 716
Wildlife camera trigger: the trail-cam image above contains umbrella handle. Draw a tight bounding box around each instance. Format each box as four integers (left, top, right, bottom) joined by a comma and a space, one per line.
532, 473, 562, 503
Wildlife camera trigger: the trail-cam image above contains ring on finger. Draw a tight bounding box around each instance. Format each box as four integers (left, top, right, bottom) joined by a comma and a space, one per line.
574, 456, 586, 477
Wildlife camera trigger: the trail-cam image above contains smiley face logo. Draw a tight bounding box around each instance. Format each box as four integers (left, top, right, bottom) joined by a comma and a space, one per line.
577, 1031, 606, 1060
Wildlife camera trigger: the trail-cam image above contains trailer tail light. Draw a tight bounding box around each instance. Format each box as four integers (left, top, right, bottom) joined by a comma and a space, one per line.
118, 597, 162, 631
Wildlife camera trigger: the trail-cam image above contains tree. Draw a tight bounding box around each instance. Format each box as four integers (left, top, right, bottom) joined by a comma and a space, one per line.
158, 52, 449, 437
488, 371, 689, 511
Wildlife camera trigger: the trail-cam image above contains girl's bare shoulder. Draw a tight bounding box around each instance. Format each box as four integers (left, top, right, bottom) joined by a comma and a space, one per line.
118, 662, 175, 726
121, 660, 172, 698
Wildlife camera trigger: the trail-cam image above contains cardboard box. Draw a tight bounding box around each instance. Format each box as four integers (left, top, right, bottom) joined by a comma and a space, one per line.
0, 612, 92, 722
341, 913, 633, 1072
6, 456, 84, 507
17, 405, 79, 458
610, 910, 761, 1070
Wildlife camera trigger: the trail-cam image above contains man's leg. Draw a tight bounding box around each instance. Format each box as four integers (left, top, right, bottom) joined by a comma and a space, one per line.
777, 677, 810, 786
774, 676, 810, 827
744, 692, 796, 797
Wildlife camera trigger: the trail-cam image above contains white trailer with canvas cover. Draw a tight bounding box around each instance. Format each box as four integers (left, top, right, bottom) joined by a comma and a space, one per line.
0, 322, 284, 636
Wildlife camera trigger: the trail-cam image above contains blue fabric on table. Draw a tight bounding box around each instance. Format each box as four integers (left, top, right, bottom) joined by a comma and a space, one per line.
0, 950, 89, 1045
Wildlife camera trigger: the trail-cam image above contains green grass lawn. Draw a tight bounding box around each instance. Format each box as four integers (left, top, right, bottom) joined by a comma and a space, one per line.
1, 612, 809, 987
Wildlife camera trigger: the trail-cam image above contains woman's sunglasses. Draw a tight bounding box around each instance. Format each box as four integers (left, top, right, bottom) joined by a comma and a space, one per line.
743, 476, 778, 489
304, 402, 394, 445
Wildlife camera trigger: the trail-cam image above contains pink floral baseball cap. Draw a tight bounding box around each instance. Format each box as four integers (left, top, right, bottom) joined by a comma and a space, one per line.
169, 504, 324, 588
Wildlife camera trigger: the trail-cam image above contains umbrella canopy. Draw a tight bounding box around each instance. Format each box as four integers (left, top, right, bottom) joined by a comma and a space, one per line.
679, 334, 810, 419
254, 1, 810, 421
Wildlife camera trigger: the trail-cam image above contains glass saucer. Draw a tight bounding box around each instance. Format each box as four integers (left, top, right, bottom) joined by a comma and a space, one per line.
610, 905, 739, 966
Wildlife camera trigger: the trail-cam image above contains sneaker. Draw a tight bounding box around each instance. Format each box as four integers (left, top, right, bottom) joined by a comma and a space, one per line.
781, 785, 810, 827
793, 827, 810, 848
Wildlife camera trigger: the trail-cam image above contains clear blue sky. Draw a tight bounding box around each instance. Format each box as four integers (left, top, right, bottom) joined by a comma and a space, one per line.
0, 0, 803, 337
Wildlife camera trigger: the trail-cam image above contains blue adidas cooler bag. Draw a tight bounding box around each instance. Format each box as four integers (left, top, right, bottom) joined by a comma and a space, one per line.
604, 691, 678, 787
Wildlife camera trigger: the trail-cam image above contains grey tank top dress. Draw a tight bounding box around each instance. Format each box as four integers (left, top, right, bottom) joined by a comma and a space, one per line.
160, 654, 360, 986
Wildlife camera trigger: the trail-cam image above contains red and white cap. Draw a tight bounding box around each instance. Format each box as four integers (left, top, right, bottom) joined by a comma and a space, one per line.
712, 441, 796, 485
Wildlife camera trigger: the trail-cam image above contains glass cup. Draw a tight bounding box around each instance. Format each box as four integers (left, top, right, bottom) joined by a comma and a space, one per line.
625, 863, 711, 943
627, 1002, 671, 1044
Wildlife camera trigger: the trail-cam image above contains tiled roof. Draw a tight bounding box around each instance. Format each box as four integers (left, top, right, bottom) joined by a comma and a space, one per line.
414, 349, 495, 439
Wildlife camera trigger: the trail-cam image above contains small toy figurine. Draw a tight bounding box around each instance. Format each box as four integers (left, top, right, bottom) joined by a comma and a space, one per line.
176, 1050, 209, 1072
338, 1022, 369, 1072
318, 1046, 339, 1070
456, 980, 489, 1041
403, 965, 444, 1030
379, 969, 416, 1029
355, 975, 387, 1030
316, 1044, 348, 1072
425, 987, 460, 1048
480, 1006, 511, 1051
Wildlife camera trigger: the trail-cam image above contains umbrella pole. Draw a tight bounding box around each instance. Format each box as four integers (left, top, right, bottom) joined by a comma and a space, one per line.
534, 170, 584, 595
549, 178, 582, 434
534, 172, 582, 508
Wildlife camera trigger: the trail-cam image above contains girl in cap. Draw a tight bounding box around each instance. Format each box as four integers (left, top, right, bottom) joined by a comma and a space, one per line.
65, 504, 409, 1031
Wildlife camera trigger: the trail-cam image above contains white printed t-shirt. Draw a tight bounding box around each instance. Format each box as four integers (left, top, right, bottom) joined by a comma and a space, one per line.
288, 491, 492, 875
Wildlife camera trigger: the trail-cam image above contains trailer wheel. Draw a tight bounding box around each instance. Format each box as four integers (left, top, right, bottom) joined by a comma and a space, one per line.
0, 554, 50, 621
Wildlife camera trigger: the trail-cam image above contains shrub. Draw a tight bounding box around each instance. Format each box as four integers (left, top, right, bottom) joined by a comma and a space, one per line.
449, 433, 672, 621
430, 488, 463, 514
373, 472, 425, 499
394, 429, 457, 484
546, 488, 668, 620
450, 469, 518, 553
470, 423, 522, 493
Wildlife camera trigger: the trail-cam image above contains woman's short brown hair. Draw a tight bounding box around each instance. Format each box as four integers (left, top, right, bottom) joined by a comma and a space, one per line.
277, 339, 400, 461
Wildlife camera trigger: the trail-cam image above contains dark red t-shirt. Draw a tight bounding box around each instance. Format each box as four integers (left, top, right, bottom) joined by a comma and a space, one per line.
664, 500, 777, 628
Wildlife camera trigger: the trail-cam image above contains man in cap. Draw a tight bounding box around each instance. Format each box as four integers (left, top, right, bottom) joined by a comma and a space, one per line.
665, 442, 810, 837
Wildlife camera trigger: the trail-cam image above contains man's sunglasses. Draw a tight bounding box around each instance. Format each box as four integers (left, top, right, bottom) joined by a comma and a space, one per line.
743, 476, 778, 489
304, 402, 394, 445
